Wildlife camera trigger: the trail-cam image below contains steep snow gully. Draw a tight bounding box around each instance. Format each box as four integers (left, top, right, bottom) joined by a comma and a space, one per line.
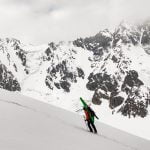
0, 89, 149, 150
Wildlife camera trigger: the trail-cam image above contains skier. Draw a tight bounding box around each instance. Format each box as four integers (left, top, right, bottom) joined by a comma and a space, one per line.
83, 104, 99, 133
80, 97, 99, 133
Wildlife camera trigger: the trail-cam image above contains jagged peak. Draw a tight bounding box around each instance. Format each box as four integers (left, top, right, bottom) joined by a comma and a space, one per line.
5, 37, 20, 44
118, 20, 132, 30
0, 37, 21, 47
95, 29, 112, 38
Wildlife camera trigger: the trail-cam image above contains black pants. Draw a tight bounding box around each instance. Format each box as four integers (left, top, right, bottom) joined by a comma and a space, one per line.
87, 120, 97, 133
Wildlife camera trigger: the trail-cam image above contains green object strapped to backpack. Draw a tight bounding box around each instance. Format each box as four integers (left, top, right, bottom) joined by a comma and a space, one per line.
80, 97, 95, 123
80, 97, 88, 108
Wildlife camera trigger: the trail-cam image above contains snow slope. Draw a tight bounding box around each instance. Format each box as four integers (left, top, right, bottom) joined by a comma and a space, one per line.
0, 89, 149, 150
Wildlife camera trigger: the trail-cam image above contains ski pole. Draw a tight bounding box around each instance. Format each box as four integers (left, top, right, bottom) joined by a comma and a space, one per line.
83, 116, 89, 131
75, 108, 83, 112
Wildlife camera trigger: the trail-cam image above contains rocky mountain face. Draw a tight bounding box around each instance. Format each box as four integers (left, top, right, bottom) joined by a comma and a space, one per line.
0, 38, 28, 91
0, 63, 21, 91
0, 21, 150, 118
74, 22, 150, 118
44, 42, 85, 92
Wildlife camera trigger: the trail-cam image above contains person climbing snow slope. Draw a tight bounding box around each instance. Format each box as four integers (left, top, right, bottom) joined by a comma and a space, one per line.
80, 97, 99, 133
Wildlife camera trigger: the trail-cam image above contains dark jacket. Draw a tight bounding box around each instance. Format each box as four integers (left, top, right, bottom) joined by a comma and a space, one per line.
83, 106, 99, 123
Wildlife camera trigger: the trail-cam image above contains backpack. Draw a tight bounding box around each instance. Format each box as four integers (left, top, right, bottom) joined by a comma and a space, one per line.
87, 107, 95, 123
88, 107, 95, 116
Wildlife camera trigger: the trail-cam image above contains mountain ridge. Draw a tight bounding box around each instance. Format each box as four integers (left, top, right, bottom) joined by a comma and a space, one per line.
0, 21, 150, 118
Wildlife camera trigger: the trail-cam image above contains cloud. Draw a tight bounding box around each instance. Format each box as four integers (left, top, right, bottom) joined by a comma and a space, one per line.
0, 0, 150, 44
108, 0, 150, 25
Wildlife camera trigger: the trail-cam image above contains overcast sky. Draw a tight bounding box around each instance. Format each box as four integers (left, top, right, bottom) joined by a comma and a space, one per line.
0, 0, 150, 44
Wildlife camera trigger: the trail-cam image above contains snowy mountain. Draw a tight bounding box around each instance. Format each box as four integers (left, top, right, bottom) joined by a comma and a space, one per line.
0, 21, 150, 120
0, 89, 150, 150
0, 38, 26, 91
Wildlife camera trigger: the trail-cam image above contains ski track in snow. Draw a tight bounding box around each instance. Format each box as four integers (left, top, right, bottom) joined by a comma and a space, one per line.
0, 99, 37, 112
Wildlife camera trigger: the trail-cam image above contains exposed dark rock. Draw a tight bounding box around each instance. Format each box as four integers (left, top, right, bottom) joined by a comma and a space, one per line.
86, 81, 98, 91
118, 97, 148, 118
45, 77, 53, 90
54, 82, 61, 89
73, 38, 84, 48
129, 31, 140, 45
122, 70, 144, 93
112, 55, 118, 63
44, 48, 52, 61
16, 49, 27, 66
73, 30, 112, 54
0, 64, 21, 91
60, 81, 70, 92
77, 68, 84, 79
110, 96, 124, 109
112, 24, 141, 47
92, 91, 102, 105
141, 31, 150, 45
138, 22, 150, 45
48, 42, 57, 50
87, 73, 118, 93
92, 89, 109, 105
45, 60, 85, 92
